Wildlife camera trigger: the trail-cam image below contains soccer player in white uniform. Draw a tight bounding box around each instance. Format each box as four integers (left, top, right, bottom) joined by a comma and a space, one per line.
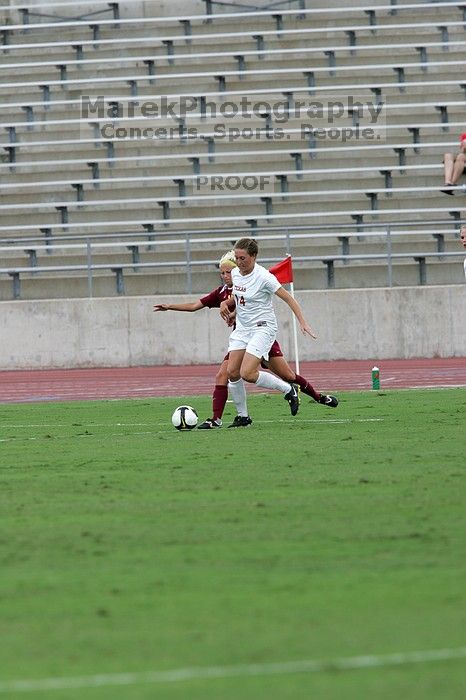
220, 238, 317, 427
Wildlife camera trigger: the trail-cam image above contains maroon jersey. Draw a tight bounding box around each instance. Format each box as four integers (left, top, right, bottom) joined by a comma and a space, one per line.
200, 284, 232, 308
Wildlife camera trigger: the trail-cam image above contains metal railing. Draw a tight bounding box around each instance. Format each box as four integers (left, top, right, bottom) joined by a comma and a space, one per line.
0, 222, 463, 298
0, 217, 461, 247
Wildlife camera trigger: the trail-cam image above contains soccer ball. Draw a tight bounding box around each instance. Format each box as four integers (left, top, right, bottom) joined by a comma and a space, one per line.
171, 405, 198, 431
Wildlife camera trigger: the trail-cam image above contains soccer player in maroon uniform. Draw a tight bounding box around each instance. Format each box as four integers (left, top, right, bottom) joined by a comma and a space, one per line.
154, 251, 337, 428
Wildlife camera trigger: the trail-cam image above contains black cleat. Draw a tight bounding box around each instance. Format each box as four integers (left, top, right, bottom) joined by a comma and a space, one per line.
440, 183, 455, 195
227, 415, 253, 428
198, 418, 222, 429
319, 394, 339, 408
285, 383, 300, 416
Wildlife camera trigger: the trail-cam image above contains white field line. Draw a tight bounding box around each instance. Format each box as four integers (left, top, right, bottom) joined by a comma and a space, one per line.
1, 419, 383, 429
256, 418, 383, 424
409, 383, 466, 389
0, 418, 384, 442
1, 647, 465, 693
1, 423, 156, 428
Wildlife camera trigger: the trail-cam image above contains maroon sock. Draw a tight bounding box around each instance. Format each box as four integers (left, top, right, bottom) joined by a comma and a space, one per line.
212, 385, 228, 421
294, 373, 321, 402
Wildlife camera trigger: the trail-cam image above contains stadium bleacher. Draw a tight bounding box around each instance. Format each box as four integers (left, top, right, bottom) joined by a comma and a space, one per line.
0, 0, 465, 300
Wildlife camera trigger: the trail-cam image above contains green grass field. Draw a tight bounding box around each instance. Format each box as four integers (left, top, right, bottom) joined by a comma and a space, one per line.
1, 388, 465, 699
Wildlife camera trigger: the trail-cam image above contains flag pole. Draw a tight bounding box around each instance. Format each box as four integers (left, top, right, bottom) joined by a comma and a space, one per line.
286, 255, 300, 376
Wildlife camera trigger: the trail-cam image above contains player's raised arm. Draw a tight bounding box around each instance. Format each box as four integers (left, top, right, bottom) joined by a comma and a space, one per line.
275, 287, 317, 339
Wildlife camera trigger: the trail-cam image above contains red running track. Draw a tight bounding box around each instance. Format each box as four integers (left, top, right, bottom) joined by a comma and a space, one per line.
0, 358, 465, 404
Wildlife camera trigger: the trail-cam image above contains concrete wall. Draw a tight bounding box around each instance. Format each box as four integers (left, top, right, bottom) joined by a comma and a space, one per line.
1, 286, 465, 369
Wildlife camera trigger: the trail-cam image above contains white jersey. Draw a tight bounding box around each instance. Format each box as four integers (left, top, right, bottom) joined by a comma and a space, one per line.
231, 263, 281, 331
464, 258, 466, 279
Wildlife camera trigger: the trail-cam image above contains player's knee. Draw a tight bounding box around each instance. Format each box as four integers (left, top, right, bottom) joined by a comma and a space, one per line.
240, 368, 256, 383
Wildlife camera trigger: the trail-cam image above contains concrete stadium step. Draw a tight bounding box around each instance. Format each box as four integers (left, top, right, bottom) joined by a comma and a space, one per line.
90, 27, 464, 58
3, 7, 462, 49
1, 229, 460, 264
2, 162, 424, 190
0, 197, 458, 232
13, 45, 466, 85
0, 265, 221, 300
0, 203, 458, 238
7, 31, 442, 67
11, 171, 453, 205
86, 9, 463, 41
0, 137, 455, 165
3, 123, 459, 162
0, 187, 373, 211
11, 45, 466, 82
3, 81, 462, 124
1, 104, 463, 145
2, 92, 464, 130
6, 237, 454, 270
0, 145, 457, 178
2, 147, 446, 179
0, 256, 462, 302
2, 60, 464, 100
67, 50, 466, 84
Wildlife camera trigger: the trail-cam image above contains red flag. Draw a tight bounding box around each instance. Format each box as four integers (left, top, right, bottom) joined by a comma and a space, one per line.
269, 256, 293, 284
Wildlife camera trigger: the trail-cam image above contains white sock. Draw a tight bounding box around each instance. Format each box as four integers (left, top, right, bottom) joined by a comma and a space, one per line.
228, 378, 248, 417
255, 371, 291, 395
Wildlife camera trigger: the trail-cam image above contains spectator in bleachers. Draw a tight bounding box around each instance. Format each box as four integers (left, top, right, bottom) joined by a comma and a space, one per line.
441, 133, 466, 195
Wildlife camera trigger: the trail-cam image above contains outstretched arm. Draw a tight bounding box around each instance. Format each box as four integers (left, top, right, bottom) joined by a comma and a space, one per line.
275, 287, 317, 339
154, 300, 204, 313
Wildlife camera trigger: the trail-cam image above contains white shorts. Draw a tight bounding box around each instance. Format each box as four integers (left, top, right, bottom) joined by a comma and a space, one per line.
228, 325, 277, 360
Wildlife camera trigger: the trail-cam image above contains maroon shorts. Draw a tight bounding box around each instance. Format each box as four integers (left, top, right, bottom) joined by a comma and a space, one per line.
268, 340, 283, 358
261, 340, 283, 368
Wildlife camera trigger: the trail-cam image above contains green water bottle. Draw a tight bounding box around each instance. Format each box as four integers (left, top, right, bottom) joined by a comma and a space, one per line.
372, 366, 380, 390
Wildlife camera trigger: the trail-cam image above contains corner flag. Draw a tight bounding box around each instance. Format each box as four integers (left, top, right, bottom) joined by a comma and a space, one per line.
269, 256, 293, 285
269, 255, 300, 374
